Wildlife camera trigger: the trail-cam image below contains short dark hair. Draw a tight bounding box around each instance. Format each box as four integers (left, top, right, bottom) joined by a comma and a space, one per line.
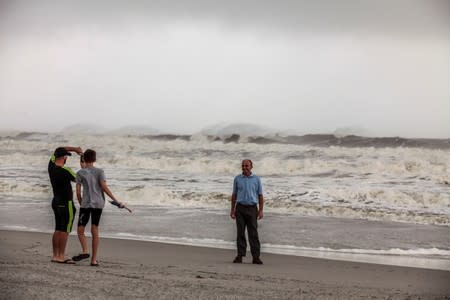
242, 159, 253, 167
83, 149, 96, 163
54, 147, 71, 158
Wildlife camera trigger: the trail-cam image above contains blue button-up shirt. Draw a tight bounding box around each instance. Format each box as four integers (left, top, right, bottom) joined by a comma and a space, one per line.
232, 174, 263, 205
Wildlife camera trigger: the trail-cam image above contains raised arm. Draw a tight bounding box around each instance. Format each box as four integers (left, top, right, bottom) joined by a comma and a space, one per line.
64, 146, 83, 155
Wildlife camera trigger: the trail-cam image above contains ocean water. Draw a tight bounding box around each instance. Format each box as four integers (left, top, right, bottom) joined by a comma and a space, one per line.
0, 130, 449, 270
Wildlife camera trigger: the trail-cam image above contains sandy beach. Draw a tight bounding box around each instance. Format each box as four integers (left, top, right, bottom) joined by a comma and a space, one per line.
0, 230, 449, 299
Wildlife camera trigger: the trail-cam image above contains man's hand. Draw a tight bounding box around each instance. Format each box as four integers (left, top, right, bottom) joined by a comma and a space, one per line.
230, 209, 236, 219
111, 200, 122, 208
111, 200, 133, 213
74, 147, 83, 155
67, 146, 83, 155
257, 210, 264, 220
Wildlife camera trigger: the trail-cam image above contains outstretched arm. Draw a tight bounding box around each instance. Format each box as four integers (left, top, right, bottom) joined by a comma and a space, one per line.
100, 180, 132, 213
100, 180, 117, 202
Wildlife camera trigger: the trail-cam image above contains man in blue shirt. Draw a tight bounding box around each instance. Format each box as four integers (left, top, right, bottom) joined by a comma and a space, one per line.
230, 159, 264, 264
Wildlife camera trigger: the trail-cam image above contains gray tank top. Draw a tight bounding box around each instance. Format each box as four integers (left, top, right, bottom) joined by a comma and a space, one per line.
76, 167, 106, 208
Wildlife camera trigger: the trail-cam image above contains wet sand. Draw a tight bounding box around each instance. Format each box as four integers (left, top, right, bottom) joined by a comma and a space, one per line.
1, 230, 449, 299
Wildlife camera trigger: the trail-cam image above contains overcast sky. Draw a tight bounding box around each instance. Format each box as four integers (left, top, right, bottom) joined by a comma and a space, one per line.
0, 0, 449, 138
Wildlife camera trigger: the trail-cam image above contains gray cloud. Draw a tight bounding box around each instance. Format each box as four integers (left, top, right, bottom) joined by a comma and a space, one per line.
1, 0, 449, 39
0, 1, 449, 138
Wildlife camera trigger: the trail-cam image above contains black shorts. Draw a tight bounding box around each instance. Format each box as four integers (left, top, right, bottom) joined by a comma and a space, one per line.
52, 200, 76, 233
77, 208, 103, 227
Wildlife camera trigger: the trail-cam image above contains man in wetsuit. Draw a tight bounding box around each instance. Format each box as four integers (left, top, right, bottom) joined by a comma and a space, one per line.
48, 146, 83, 263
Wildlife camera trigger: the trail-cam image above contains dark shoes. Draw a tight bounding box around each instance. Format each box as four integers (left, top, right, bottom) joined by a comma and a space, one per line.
72, 253, 90, 261
233, 255, 243, 263
233, 255, 263, 264
252, 257, 263, 265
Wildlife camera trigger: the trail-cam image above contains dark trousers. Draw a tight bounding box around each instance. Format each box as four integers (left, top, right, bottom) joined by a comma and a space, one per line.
235, 204, 260, 258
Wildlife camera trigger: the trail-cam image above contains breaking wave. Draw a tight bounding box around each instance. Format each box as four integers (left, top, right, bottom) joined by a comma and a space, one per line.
1, 129, 449, 149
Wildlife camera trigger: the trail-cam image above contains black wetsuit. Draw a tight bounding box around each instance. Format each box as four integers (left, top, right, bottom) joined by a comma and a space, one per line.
48, 156, 76, 232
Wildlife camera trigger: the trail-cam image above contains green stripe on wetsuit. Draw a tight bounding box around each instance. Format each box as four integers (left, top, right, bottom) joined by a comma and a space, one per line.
63, 166, 76, 178
67, 201, 74, 232
50, 155, 76, 178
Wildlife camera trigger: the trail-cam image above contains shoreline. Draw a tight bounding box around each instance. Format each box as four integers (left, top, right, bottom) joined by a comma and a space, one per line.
3, 226, 450, 272
1, 230, 449, 299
